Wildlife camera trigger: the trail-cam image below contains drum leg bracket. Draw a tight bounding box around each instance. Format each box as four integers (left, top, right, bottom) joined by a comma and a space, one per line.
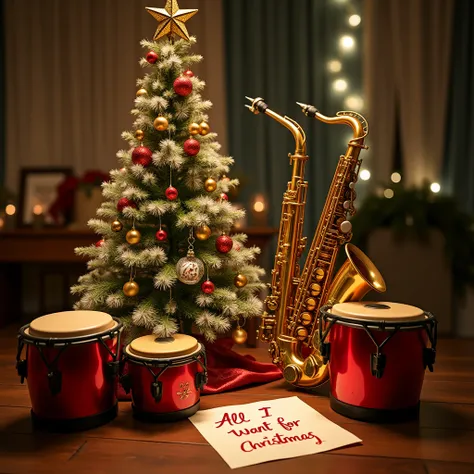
16, 359, 27, 383
423, 348, 436, 372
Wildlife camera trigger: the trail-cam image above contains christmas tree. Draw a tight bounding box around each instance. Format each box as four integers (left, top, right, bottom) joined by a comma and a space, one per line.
72, 1, 265, 342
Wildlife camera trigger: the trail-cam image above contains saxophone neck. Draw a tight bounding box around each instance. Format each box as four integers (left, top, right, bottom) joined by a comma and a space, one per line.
246, 97, 307, 155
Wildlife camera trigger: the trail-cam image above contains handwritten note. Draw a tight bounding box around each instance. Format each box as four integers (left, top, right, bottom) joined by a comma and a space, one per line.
189, 396, 362, 469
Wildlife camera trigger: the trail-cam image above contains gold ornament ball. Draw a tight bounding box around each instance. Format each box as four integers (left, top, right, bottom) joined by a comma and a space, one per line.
204, 178, 217, 192
136, 88, 148, 97
154, 116, 169, 131
188, 122, 201, 135
199, 122, 210, 136
111, 220, 123, 232
126, 229, 141, 245
123, 281, 139, 297
135, 129, 145, 141
195, 225, 212, 241
234, 274, 248, 288
232, 327, 248, 344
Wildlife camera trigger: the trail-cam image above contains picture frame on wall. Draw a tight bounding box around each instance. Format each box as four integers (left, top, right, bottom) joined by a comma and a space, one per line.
18, 167, 73, 227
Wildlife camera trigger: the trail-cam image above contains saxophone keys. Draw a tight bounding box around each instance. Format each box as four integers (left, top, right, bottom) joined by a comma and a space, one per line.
343, 200, 352, 210
313, 268, 325, 281
296, 326, 308, 340
340, 220, 352, 234
310, 283, 322, 296
305, 297, 317, 311
301, 312, 313, 325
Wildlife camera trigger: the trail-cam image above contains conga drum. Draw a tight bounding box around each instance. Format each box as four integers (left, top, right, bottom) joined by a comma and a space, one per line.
121, 334, 207, 422
319, 301, 437, 422
16, 310, 123, 431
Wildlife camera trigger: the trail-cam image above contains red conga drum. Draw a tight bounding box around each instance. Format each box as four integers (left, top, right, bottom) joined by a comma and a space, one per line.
16, 310, 123, 431
121, 334, 207, 422
319, 301, 437, 422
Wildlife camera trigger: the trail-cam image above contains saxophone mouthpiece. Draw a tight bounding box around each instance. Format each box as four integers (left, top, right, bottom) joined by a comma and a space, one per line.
245, 96, 268, 115
297, 101, 319, 118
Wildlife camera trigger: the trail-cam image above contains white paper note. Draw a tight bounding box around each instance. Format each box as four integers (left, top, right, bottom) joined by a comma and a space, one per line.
189, 396, 362, 469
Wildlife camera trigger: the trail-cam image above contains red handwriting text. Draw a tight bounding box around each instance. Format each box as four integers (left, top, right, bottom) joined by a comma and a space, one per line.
240, 432, 323, 452
215, 412, 250, 428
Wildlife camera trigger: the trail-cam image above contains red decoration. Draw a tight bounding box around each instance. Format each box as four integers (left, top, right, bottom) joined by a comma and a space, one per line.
95, 239, 105, 247
156, 229, 168, 241
216, 234, 233, 253
146, 51, 159, 64
183, 69, 194, 78
183, 138, 200, 156
173, 76, 193, 96
132, 146, 153, 167
165, 186, 179, 201
117, 197, 137, 212
220, 193, 229, 201
201, 280, 215, 295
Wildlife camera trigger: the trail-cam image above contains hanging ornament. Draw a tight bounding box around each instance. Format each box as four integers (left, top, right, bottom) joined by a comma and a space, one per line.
111, 220, 123, 232
184, 138, 200, 156
153, 116, 169, 131
123, 281, 139, 297
95, 239, 105, 248
176, 230, 204, 285
135, 129, 145, 141
156, 229, 168, 241
146, 51, 159, 64
136, 88, 148, 98
233, 241, 242, 251
216, 233, 233, 253
220, 193, 229, 202
201, 279, 215, 295
126, 228, 141, 245
117, 197, 137, 213
204, 178, 217, 193
188, 122, 201, 135
232, 319, 248, 344
132, 146, 153, 167
165, 186, 178, 201
173, 76, 193, 97
195, 225, 211, 241
234, 273, 248, 288
221, 175, 230, 183
183, 69, 194, 78
199, 122, 210, 136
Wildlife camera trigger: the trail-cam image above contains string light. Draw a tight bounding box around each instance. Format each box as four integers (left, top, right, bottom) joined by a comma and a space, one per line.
384, 189, 394, 199
339, 35, 355, 52
430, 182, 441, 193
333, 78, 348, 92
391, 172, 402, 183
253, 195, 266, 213
327, 59, 342, 73
33, 205, 43, 215
348, 14, 361, 27
360, 169, 371, 181
344, 95, 364, 110
5, 204, 16, 216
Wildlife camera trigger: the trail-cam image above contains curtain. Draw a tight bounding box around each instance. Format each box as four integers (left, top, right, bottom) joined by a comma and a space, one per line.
365, 0, 454, 187
4, 0, 227, 192
223, 0, 364, 235
0, 0, 5, 186
444, 0, 474, 214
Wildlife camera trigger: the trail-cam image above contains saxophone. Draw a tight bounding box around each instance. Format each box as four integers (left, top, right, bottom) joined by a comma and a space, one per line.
246, 97, 386, 388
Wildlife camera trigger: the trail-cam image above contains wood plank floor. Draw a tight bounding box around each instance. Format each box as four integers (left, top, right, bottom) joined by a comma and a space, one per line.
1, 326, 473, 473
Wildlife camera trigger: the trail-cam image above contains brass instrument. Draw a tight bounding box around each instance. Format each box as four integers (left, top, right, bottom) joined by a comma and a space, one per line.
246, 97, 386, 388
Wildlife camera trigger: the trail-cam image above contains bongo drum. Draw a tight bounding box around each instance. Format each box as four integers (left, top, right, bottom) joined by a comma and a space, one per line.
16, 311, 122, 431
319, 301, 437, 422
121, 334, 207, 422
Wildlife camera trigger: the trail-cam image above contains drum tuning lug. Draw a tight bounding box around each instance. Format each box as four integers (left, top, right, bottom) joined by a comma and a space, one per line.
321, 342, 331, 365
423, 348, 436, 372
195, 371, 207, 390
370, 353, 386, 378
151, 381, 163, 403
47, 370, 62, 396
120, 374, 132, 394
105, 360, 120, 379
16, 359, 27, 383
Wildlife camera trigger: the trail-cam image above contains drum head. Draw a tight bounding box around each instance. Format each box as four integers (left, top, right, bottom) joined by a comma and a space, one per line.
127, 334, 200, 359
27, 311, 115, 338
330, 301, 425, 323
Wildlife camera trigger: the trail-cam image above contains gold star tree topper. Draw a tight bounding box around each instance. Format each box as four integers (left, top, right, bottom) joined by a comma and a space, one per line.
146, 1, 198, 42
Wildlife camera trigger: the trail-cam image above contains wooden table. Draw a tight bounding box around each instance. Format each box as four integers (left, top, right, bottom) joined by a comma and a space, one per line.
1, 325, 473, 473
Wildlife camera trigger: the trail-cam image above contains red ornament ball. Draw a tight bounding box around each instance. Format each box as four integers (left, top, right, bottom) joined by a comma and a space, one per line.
95, 239, 105, 247
216, 234, 233, 253
165, 186, 179, 201
156, 229, 168, 241
117, 197, 137, 213
146, 51, 159, 64
201, 280, 215, 295
220, 193, 229, 201
132, 146, 153, 167
183, 69, 194, 78
173, 76, 193, 96
183, 138, 200, 156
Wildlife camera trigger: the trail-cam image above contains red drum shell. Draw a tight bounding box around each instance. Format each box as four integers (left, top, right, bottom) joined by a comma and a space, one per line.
26, 336, 119, 420
328, 323, 428, 410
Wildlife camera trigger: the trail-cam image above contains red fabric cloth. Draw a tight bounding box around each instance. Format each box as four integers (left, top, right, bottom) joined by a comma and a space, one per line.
117, 337, 282, 400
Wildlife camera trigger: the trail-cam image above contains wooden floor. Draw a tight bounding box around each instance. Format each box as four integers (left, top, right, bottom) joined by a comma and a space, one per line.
1, 326, 474, 474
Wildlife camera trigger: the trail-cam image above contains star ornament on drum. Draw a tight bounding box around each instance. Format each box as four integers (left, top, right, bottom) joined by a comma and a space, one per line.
16, 311, 123, 431
319, 301, 438, 423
